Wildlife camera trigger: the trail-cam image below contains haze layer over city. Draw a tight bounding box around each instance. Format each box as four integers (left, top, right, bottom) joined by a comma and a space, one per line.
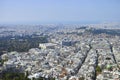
0, 0, 120, 80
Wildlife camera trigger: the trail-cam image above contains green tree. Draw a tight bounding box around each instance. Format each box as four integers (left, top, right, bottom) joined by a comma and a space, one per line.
96, 66, 102, 75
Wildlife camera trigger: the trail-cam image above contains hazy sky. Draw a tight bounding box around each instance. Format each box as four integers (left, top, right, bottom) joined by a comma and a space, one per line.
0, 0, 120, 24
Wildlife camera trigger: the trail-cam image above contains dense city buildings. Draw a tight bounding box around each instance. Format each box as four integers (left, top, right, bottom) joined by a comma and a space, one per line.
0, 23, 120, 80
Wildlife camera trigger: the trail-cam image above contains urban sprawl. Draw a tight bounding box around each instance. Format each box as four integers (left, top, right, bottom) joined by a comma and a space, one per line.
0, 23, 120, 80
